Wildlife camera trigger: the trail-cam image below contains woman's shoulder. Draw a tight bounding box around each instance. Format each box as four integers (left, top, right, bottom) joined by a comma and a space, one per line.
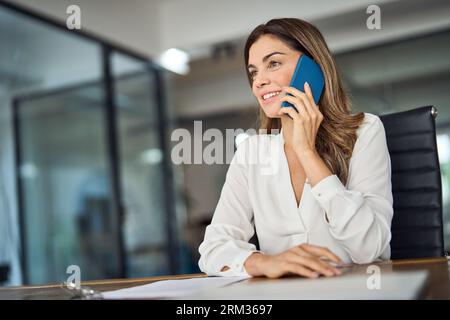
356, 112, 385, 139
352, 112, 387, 155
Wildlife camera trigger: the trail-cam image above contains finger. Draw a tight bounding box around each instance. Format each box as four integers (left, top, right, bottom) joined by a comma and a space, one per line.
283, 86, 312, 110
290, 246, 314, 258
303, 82, 316, 108
292, 85, 314, 119
290, 96, 311, 122
301, 244, 343, 263
313, 257, 342, 275
303, 83, 324, 128
290, 247, 341, 275
284, 262, 319, 279
279, 97, 310, 123
300, 244, 344, 263
281, 91, 312, 121
289, 255, 337, 277
278, 105, 300, 121
301, 82, 320, 119
279, 95, 302, 112
282, 86, 306, 99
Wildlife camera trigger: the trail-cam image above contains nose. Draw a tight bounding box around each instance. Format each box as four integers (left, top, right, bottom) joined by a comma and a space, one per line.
253, 72, 270, 89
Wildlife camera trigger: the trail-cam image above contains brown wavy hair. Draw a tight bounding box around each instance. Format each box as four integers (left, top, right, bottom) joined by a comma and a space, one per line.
244, 18, 365, 185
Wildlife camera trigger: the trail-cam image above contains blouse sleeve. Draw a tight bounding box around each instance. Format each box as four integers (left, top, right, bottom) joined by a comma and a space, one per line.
198, 139, 259, 276
310, 115, 394, 264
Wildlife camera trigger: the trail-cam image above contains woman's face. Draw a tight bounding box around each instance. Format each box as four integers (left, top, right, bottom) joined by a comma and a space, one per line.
248, 35, 302, 118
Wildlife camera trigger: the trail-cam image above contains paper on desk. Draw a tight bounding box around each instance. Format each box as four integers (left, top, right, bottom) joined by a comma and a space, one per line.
102, 276, 249, 299
188, 271, 429, 300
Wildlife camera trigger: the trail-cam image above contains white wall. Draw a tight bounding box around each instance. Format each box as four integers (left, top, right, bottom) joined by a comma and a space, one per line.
7, 0, 450, 60
5, 0, 419, 59
5, 0, 162, 57
158, 0, 392, 53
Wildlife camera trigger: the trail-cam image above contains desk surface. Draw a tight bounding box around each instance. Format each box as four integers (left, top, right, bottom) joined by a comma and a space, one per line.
1, 257, 449, 300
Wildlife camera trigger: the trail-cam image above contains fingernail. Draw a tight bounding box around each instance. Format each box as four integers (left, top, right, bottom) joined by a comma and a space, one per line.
305, 82, 309, 87
312, 272, 319, 278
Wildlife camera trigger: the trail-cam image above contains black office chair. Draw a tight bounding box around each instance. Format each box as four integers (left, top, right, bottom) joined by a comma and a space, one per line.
380, 106, 446, 259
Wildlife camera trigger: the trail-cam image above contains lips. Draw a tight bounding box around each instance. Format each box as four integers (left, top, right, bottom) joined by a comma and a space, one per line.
261, 91, 281, 105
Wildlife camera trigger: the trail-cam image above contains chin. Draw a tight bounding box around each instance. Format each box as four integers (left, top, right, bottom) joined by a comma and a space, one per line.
261, 104, 281, 118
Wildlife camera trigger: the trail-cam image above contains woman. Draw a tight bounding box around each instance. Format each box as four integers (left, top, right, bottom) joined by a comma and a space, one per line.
198, 18, 393, 279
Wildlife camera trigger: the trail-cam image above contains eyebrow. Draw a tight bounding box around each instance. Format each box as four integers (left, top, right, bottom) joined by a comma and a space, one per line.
247, 51, 286, 70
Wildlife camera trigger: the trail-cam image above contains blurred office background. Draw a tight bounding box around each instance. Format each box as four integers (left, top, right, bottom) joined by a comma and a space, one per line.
0, 0, 449, 286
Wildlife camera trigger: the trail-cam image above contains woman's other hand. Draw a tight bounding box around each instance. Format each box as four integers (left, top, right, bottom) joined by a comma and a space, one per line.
278, 82, 324, 159
244, 243, 343, 279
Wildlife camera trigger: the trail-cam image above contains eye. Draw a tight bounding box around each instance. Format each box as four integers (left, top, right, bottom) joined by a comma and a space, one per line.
249, 70, 257, 79
269, 60, 281, 68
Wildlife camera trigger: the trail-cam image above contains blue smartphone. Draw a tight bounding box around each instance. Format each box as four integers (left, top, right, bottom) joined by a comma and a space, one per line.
281, 54, 324, 109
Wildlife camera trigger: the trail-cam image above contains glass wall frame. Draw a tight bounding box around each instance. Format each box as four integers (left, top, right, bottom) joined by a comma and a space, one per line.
0, 1, 180, 285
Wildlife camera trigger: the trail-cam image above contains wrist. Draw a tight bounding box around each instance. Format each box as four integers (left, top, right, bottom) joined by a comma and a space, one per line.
295, 148, 317, 161
244, 252, 268, 277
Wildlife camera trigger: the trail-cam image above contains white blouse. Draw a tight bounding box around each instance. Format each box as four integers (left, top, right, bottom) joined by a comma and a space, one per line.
198, 113, 393, 276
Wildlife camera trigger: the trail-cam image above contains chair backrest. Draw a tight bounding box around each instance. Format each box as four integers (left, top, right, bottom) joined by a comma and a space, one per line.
379, 106, 445, 259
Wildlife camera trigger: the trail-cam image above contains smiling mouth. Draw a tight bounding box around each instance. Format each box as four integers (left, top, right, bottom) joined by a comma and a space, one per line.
262, 91, 281, 101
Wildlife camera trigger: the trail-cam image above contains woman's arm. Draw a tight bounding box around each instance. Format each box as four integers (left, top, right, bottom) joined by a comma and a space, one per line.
308, 116, 393, 263
198, 139, 259, 276
279, 84, 393, 264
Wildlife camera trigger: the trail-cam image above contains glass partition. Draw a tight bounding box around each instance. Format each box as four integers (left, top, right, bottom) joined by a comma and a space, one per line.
0, 2, 181, 285
15, 84, 121, 284
112, 52, 174, 277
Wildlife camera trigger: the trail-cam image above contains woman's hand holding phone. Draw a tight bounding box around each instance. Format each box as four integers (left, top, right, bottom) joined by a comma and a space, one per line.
244, 243, 343, 279
278, 82, 324, 159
